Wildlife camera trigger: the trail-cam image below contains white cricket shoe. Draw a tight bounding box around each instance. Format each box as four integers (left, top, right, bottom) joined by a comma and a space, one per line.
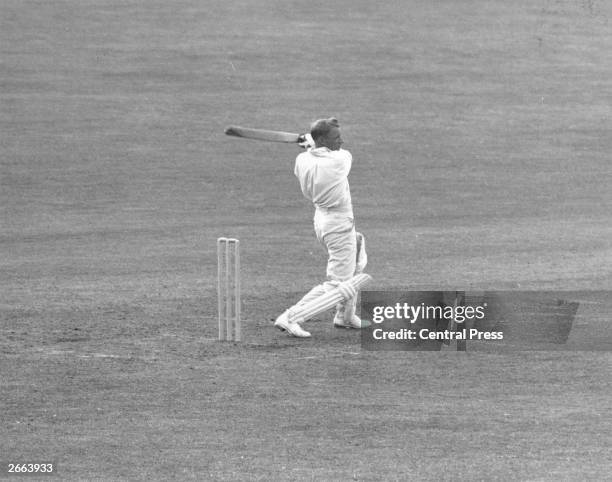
274, 311, 311, 338
333, 315, 371, 329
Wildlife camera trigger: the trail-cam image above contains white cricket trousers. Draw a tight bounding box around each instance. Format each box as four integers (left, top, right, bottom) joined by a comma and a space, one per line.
292, 209, 358, 322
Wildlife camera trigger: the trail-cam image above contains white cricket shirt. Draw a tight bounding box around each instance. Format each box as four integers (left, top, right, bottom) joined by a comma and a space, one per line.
294, 147, 353, 215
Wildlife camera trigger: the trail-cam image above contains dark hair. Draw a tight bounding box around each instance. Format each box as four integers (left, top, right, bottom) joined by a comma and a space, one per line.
310, 117, 340, 140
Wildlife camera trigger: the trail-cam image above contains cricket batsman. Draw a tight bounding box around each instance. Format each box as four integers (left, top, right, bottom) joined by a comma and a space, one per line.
274, 117, 369, 338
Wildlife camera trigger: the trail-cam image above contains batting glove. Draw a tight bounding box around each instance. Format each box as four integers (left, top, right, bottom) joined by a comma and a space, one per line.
298, 133, 315, 149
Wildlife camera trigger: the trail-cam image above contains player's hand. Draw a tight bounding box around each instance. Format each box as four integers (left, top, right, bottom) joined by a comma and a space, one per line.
298, 133, 315, 149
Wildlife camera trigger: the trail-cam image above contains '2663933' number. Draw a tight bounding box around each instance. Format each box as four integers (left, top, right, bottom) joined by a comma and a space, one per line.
7, 463, 54, 474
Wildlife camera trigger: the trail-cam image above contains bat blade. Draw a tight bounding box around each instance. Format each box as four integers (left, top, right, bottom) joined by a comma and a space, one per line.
224, 125, 302, 143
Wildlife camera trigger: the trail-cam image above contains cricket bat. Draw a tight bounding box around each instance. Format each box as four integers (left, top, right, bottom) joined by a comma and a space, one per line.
224, 125, 305, 144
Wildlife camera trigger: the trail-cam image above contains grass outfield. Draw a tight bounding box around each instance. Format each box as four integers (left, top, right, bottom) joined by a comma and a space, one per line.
1, 0, 611, 480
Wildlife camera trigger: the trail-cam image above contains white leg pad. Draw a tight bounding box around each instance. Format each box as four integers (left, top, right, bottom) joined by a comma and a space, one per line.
289, 273, 372, 324
355, 232, 368, 274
